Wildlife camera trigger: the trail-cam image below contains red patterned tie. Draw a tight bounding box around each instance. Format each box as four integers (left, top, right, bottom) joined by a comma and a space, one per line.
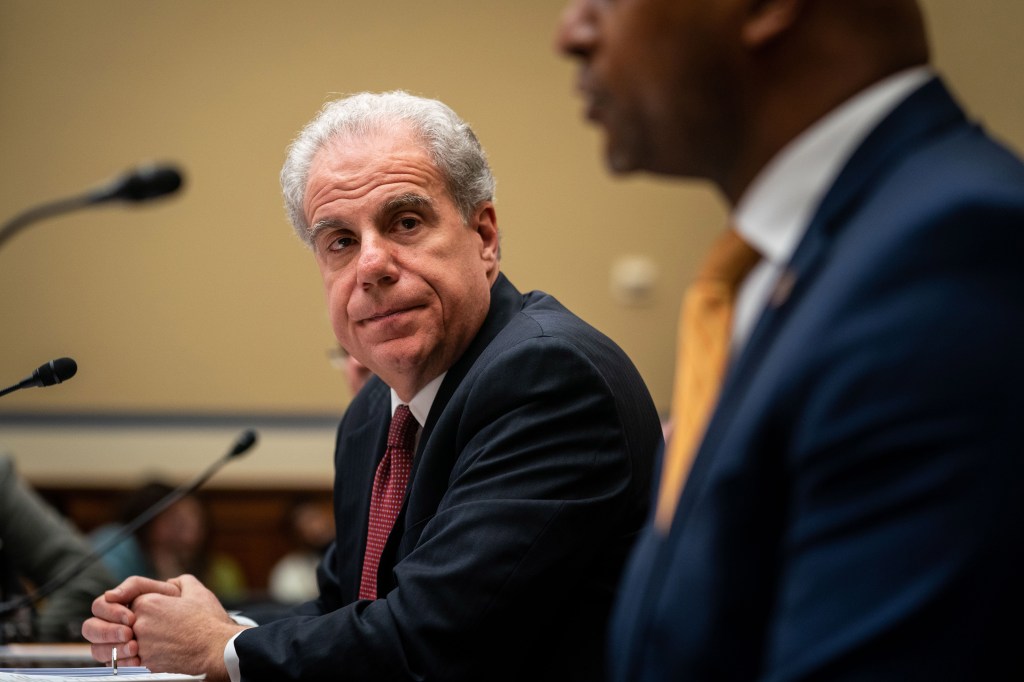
359, 404, 418, 599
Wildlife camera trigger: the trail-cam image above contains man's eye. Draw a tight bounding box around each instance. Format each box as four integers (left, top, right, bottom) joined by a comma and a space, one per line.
328, 236, 355, 251
398, 217, 420, 230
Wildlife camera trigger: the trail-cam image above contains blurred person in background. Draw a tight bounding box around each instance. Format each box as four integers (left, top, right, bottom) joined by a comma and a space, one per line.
265, 344, 367, 605
1, 451, 114, 642
328, 344, 373, 398
89, 480, 247, 607
267, 497, 335, 604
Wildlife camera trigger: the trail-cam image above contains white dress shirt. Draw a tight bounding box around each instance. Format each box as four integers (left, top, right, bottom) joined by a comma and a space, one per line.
731, 66, 934, 352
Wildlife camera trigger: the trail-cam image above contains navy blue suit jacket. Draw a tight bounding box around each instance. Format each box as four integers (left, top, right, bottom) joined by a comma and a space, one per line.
610, 78, 1024, 680
236, 273, 661, 681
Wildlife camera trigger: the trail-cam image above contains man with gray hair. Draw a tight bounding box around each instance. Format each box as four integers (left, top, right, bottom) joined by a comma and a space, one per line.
82, 90, 661, 682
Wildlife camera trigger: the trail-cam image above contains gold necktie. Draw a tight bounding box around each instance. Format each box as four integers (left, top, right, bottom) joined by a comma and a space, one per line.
654, 228, 761, 532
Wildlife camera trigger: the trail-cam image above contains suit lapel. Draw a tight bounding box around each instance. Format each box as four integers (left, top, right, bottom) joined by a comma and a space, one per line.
674, 77, 968, 526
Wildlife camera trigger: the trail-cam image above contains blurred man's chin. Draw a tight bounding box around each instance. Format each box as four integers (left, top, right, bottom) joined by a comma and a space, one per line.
606, 146, 641, 174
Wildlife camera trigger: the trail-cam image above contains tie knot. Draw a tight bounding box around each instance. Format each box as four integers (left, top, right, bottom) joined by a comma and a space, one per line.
694, 227, 761, 288
389, 404, 418, 452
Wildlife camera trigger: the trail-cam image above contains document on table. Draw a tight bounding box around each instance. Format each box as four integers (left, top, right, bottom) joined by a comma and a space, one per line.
0, 645, 95, 666
0, 668, 203, 681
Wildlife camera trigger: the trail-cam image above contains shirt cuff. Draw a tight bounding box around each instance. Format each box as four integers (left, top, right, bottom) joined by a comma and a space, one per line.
225, 631, 244, 682
229, 612, 259, 627
224, 613, 258, 682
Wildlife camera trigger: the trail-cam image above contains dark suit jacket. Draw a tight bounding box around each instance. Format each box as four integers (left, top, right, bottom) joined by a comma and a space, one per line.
610, 77, 1024, 681
237, 273, 661, 681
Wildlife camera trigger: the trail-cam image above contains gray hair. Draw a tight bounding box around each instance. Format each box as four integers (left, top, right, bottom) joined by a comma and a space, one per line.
280, 90, 497, 247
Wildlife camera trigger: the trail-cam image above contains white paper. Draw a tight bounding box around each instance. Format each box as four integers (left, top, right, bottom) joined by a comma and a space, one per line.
0, 672, 203, 681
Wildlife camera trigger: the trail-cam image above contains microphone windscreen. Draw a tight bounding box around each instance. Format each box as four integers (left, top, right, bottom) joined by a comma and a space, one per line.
88, 164, 185, 204
37, 357, 78, 386
115, 165, 184, 202
229, 429, 259, 458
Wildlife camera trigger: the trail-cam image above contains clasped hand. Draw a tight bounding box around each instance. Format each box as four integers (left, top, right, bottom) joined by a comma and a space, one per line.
81, 574, 247, 682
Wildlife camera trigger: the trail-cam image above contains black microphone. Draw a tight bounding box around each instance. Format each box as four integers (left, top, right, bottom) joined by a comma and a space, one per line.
0, 163, 185, 250
0, 429, 259, 618
0, 357, 78, 399
87, 165, 184, 203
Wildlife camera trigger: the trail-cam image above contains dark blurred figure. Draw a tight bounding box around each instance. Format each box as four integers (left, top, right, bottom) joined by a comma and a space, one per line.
1, 452, 114, 642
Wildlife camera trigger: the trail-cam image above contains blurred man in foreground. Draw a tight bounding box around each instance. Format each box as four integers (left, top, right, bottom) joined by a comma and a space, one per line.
558, 0, 1024, 679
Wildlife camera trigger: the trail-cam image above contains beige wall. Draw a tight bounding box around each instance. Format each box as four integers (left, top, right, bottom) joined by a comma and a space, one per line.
2, 1, 1023, 484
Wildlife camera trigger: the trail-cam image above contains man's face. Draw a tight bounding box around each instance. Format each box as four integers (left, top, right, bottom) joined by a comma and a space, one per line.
555, 0, 742, 179
303, 128, 499, 401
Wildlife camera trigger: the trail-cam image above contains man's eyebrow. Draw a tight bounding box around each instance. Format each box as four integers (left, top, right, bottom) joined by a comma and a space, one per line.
377, 193, 434, 222
308, 217, 349, 243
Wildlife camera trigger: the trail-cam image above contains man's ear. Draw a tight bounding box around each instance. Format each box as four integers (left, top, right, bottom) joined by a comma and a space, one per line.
472, 202, 501, 271
742, 0, 805, 48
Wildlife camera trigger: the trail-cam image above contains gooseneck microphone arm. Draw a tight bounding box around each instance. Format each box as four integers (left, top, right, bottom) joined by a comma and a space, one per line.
0, 429, 258, 617
0, 194, 95, 249
0, 164, 184, 250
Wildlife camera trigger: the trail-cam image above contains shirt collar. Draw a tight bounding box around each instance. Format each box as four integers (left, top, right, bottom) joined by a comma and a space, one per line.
733, 66, 934, 265
390, 372, 446, 428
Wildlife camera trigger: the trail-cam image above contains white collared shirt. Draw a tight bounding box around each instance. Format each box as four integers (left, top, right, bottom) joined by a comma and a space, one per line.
391, 372, 445, 434
731, 66, 934, 351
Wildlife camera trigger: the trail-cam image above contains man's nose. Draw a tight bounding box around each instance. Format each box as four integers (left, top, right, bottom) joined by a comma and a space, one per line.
555, 0, 598, 58
356, 235, 398, 286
